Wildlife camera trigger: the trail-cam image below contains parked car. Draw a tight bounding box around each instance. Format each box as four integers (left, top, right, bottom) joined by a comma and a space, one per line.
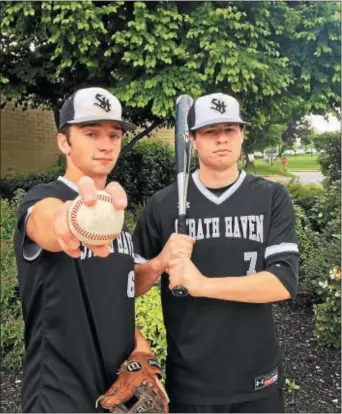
306, 148, 317, 154
283, 150, 295, 156
254, 151, 263, 158
295, 149, 306, 155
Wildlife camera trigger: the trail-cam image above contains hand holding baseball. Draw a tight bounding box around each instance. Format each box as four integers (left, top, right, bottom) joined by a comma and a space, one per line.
157, 233, 195, 273
53, 176, 127, 258
168, 257, 206, 297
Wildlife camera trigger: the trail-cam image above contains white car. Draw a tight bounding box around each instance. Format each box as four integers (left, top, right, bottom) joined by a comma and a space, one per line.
283, 150, 295, 156
295, 149, 306, 155
254, 151, 263, 158
306, 148, 317, 154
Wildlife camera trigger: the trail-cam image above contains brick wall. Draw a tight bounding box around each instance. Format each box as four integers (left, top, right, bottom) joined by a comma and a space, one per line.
1, 101, 59, 177
0, 100, 176, 178
150, 127, 174, 147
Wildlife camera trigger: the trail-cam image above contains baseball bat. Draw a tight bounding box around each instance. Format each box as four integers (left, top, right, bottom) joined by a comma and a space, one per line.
171, 94, 194, 298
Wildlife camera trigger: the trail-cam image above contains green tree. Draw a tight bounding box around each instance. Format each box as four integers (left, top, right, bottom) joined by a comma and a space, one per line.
314, 131, 341, 182
278, 117, 314, 155
1, 1, 340, 150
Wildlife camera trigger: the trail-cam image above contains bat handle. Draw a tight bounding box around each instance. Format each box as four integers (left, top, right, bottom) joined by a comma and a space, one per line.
177, 214, 187, 235
171, 215, 189, 298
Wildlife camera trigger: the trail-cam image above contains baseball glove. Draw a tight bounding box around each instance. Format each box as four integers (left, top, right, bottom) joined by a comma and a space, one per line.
96, 351, 169, 413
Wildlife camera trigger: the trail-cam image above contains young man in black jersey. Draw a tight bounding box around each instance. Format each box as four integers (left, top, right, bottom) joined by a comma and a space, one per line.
13, 87, 161, 413
133, 93, 299, 413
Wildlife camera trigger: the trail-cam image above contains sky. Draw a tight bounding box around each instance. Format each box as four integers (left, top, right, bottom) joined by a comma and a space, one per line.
308, 114, 341, 133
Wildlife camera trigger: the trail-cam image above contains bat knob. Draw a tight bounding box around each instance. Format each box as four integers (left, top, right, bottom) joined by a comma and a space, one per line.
172, 285, 189, 297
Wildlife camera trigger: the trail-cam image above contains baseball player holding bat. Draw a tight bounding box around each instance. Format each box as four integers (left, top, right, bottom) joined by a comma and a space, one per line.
133, 92, 299, 413
14, 87, 168, 413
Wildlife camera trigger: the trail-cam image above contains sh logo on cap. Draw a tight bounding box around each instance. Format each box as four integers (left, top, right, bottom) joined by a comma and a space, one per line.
210, 98, 227, 114
94, 94, 112, 113
187, 92, 250, 131
59, 87, 136, 132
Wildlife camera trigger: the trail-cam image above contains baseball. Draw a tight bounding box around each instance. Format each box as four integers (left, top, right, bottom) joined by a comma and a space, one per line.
67, 191, 124, 246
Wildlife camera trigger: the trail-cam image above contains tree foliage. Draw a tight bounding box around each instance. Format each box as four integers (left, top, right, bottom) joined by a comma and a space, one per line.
314, 131, 341, 183
1, 1, 340, 140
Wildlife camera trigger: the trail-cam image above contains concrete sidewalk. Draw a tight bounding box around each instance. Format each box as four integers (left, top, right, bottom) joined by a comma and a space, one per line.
291, 171, 324, 184
263, 170, 324, 185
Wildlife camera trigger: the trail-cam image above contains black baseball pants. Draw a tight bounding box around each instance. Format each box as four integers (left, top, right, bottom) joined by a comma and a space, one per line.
169, 388, 285, 413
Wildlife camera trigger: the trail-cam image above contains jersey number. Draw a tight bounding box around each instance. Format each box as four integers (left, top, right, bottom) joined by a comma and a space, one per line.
127, 271, 135, 298
244, 252, 257, 275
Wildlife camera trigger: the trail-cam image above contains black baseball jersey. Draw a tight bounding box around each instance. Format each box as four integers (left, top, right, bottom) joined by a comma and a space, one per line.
133, 170, 299, 405
13, 177, 135, 413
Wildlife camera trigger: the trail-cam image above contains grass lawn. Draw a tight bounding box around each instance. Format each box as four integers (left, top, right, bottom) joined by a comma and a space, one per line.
278, 154, 320, 171
242, 162, 295, 177
240, 154, 320, 176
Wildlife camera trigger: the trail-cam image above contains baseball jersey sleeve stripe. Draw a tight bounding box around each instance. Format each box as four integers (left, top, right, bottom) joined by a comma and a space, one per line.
265, 243, 299, 259
134, 253, 147, 264
23, 206, 43, 261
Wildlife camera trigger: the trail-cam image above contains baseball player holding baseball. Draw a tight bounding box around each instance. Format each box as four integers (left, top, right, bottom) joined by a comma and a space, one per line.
13, 88, 168, 413
133, 93, 299, 413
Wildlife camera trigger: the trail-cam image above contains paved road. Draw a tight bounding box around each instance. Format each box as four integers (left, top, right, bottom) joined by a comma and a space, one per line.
264, 171, 324, 185
291, 171, 324, 184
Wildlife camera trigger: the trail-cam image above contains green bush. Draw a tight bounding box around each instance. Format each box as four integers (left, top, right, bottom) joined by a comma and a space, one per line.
294, 204, 341, 348
294, 206, 321, 295
314, 131, 341, 183
1, 199, 17, 241
313, 265, 341, 349
286, 181, 324, 218
136, 287, 166, 371
0, 165, 64, 200
309, 179, 341, 238
0, 189, 26, 241
301, 234, 340, 301
0, 242, 25, 370
111, 139, 176, 210
125, 204, 146, 234
1, 196, 25, 369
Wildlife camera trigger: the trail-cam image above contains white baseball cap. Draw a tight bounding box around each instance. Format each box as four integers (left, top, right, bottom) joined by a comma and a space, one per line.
187, 93, 250, 131
59, 87, 136, 132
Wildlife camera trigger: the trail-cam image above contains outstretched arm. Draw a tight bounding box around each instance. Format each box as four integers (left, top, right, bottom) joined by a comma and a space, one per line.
24, 176, 127, 258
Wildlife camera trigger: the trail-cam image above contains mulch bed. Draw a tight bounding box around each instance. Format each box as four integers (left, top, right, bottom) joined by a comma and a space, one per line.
1, 295, 340, 413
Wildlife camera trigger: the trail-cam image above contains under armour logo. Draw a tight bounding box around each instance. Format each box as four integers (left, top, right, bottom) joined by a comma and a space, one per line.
210, 98, 226, 114
177, 202, 190, 209
94, 94, 111, 112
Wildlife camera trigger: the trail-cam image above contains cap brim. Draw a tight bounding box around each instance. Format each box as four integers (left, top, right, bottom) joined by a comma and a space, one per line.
190, 117, 250, 131
64, 116, 136, 132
